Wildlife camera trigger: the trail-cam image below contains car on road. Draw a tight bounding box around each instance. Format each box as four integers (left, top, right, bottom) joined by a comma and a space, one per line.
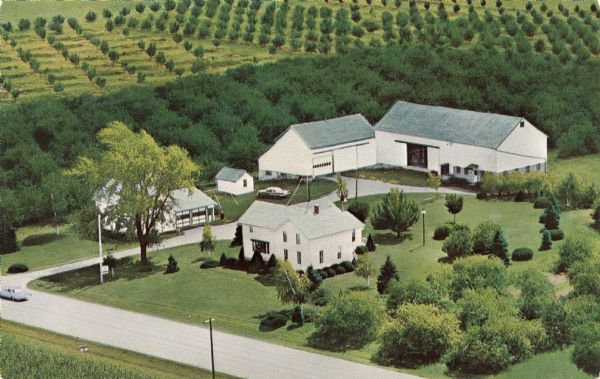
0, 286, 31, 301
257, 187, 290, 199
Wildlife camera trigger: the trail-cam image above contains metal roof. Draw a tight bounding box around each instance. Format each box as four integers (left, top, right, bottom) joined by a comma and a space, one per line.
238, 198, 364, 239
171, 188, 217, 212
215, 167, 248, 183
291, 114, 374, 150
374, 101, 523, 149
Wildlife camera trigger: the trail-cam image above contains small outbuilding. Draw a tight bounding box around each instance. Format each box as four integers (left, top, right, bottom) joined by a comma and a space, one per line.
215, 167, 254, 195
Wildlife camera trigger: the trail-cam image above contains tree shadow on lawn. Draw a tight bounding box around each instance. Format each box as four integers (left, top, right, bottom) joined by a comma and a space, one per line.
21, 232, 65, 247
37, 257, 163, 292
374, 232, 412, 246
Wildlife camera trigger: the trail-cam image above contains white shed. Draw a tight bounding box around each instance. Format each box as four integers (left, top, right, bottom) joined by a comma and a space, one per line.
215, 167, 254, 195
374, 101, 548, 183
238, 198, 364, 270
258, 114, 377, 180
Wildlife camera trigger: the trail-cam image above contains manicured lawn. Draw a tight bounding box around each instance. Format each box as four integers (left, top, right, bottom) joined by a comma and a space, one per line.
353, 167, 431, 187
488, 348, 592, 379
1, 224, 134, 275
0, 321, 233, 379
548, 151, 600, 186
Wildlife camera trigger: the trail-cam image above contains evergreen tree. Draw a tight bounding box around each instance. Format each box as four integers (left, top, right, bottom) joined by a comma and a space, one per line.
231, 224, 242, 246
543, 196, 560, 230
238, 247, 246, 268
372, 189, 420, 237
306, 265, 323, 289
248, 250, 264, 273
366, 233, 376, 251
165, 254, 179, 273
491, 230, 509, 265
0, 224, 19, 254
219, 252, 227, 266
377, 256, 399, 294
267, 253, 278, 270
540, 229, 552, 251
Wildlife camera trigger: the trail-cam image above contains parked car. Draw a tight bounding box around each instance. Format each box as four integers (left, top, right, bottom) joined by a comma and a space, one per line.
0, 286, 31, 301
257, 187, 290, 199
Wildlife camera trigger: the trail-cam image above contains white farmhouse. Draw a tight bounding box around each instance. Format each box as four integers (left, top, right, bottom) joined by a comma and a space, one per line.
96, 186, 217, 233
215, 167, 254, 195
238, 198, 364, 270
258, 114, 377, 180
375, 101, 548, 183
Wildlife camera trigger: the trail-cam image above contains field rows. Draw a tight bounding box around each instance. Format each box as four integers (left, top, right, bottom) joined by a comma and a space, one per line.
1, 0, 598, 102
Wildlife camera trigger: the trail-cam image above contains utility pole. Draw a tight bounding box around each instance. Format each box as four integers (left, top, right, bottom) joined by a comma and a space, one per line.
205, 318, 216, 379
421, 210, 427, 246
355, 145, 358, 201
98, 214, 104, 284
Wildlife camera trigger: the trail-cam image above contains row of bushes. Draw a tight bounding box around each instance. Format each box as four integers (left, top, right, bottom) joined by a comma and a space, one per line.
317, 261, 354, 279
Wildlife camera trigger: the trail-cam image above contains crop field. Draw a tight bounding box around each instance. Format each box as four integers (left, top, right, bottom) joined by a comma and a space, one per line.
1, 0, 597, 102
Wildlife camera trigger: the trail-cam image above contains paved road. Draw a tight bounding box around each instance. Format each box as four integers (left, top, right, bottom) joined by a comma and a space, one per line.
1, 220, 421, 378
326, 175, 473, 202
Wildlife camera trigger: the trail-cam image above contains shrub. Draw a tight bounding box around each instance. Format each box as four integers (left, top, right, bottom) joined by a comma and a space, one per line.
309, 291, 382, 351
514, 191, 526, 202
533, 196, 550, 209
472, 222, 502, 254
443, 228, 473, 261
7, 263, 28, 273
22, 233, 61, 246
341, 260, 354, 272
354, 245, 368, 254
200, 259, 219, 268
556, 237, 592, 273
375, 304, 461, 367
347, 201, 369, 222
259, 312, 287, 331
86, 11, 97, 22
572, 323, 600, 374
334, 265, 346, 275
549, 229, 564, 241
309, 287, 329, 306
219, 252, 227, 266
224, 257, 237, 268
164, 254, 179, 273
327, 267, 336, 277
18, 18, 31, 31
387, 278, 442, 309
512, 247, 533, 261
247, 250, 264, 273
319, 269, 329, 279
433, 223, 452, 240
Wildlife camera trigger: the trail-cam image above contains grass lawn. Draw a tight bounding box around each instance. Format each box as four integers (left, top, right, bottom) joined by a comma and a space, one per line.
488, 348, 592, 379
30, 193, 597, 378
213, 178, 337, 223
548, 151, 600, 186
352, 167, 432, 187
0, 321, 233, 379
1, 224, 135, 275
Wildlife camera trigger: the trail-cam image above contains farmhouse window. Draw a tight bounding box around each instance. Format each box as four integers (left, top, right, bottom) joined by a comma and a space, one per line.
283, 231, 287, 242
251, 239, 270, 255
243, 179, 248, 187
352, 230, 356, 242
284, 249, 288, 261
296, 233, 300, 244
297, 251, 302, 265
319, 250, 324, 264
338, 245, 342, 259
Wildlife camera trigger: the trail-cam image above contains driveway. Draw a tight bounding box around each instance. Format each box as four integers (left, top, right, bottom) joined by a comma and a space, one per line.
1, 219, 422, 379
325, 175, 473, 202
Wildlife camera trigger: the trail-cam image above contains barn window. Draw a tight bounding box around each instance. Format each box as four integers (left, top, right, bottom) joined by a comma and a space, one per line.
536, 163, 541, 171
297, 251, 302, 265
337, 245, 342, 259
525, 166, 530, 173
455, 166, 462, 174
243, 179, 247, 187
283, 231, 287, 242
284, 249, 288, 261
249, 225, 253, 233
319, 250, 324, 264
296, 233, 300, 244
352, 230, 356, 242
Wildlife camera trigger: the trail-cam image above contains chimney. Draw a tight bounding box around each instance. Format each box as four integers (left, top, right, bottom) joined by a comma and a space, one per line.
314, 205, 320, 215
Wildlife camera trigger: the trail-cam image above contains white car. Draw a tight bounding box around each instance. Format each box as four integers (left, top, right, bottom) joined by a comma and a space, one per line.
0, 286, 31, 301
257, 187, 290, 199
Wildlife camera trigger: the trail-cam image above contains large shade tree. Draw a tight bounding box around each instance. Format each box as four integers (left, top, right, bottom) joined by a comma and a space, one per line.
70, 121, 198, 265
372, 188, 420, 237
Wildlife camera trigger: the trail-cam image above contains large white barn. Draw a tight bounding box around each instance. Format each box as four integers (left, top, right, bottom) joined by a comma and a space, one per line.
258, 114, 377, 180
375, 101, 548, 183
238, 198, 364, 270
